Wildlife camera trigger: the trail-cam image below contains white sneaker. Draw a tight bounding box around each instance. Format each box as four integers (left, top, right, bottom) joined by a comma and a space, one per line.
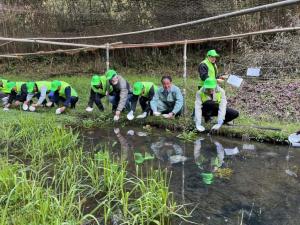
127, 111, 134, 120
46, 102, 53, 107
136, 112, 147, 119
22, 104, 29, 111
153, 111, 161, 116
85, 106, 93, 112
55, 108, 62, 115
29, 106, 36, 112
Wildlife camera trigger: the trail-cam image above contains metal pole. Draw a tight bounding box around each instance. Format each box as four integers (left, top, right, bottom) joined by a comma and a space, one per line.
183, 40, 187, 115
106, 43, 110, 71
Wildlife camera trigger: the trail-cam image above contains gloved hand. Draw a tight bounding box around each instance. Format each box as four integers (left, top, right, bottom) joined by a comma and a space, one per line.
85, 106, 93, 112
153, 111, 161, 116
46, 102, 53, 107
114, 128, 120, 134
3, 107, 9, 111
126, 110, 134, 120
29, 105, 36, 112
211, 124, 222, 131
196, 123, 205, 132
22, 103, 29, 111
137, 112, 147, 119
113, 114, 119, 121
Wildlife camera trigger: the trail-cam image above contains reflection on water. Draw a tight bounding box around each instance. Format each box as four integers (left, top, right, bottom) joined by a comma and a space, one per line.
82, 126, 300, 225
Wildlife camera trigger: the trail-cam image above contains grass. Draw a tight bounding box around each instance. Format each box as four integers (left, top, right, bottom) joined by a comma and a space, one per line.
1, 72, 298, 144
0, 112, 189, 224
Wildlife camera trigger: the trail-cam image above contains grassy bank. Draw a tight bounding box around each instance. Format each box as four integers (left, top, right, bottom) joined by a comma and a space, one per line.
1, 72, 298, 144
0, 111, 189, 224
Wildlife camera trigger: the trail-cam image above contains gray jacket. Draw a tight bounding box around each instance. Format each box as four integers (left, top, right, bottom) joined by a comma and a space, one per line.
111, 75, 131, 112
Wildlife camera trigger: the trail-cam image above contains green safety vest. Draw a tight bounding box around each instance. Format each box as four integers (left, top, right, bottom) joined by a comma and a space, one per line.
0, 79, 10, 94
141, 82, 158, 98
36, 81, 52, 92
199, 58, 218, 87
58, 81, 78, 98
16, 82, 26, 93
200, 91, 221, 104
91, 75, 112, 95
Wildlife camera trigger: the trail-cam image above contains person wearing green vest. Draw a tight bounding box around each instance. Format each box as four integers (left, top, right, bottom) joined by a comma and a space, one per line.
23, 81, 52, 111
194, 77, 239, 132
4, 81, 27, 110
48, 80, 78, 115
198, 49, 227, 89
106, 69, 132, 121
0, 78, 10, 106
126, 81, 158, 120
86, 75, 111, 112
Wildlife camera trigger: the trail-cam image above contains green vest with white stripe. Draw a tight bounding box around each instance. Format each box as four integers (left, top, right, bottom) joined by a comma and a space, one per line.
0, 79, 10, 94
36, 81, 52, 93
141, 82, 158, 98
199, 58, 218, 87
91, 75, 111, 95
59, 81, 78, 98
200, 91, 221, 104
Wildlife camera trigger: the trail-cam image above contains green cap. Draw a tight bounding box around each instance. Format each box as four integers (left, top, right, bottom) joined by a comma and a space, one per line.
133, 82, 144, 96
7, 81, 16, 92
105, 69, 117, 80
203, 77, 217, 89
207, 49, 219, 57
50, 80, 62, 92
91, 75, 101, 86
26, 82, 35, 93
201, 172, 214, 185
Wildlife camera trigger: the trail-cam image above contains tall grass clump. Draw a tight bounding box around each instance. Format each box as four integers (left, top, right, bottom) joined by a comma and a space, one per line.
0, 111, 189, 224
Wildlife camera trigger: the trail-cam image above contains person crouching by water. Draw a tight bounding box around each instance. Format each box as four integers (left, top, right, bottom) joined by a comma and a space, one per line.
195, 77, 239, 132
47, 80, 78, 115
106, 69, 132, 122
150, 75, 184, 119
126, 81, 158, 120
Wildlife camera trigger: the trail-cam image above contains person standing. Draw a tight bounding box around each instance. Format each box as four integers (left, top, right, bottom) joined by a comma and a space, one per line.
198, 49, 226, 89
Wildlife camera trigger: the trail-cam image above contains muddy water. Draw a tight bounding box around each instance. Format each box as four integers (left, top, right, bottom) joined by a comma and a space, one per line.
82, 126, 300, 225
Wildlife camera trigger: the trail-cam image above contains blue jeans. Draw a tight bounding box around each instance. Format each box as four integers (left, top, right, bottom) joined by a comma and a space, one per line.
49, 91, 78, 108
109, 93, 132, 112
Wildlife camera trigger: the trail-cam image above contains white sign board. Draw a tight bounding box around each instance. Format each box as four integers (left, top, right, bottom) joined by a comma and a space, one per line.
224, 147, 239, 156
247, 67, 261, 77
242, 144, 256, 151
227, 74, 243, 88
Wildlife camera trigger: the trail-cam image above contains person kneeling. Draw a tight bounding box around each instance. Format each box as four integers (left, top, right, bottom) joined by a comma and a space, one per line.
195, 77, 239, 132
150, 75, 183, 119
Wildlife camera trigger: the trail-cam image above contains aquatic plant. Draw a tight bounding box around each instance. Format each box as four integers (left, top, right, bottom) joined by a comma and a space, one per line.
0, 112, 189, 225
177, 131, 198, 142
